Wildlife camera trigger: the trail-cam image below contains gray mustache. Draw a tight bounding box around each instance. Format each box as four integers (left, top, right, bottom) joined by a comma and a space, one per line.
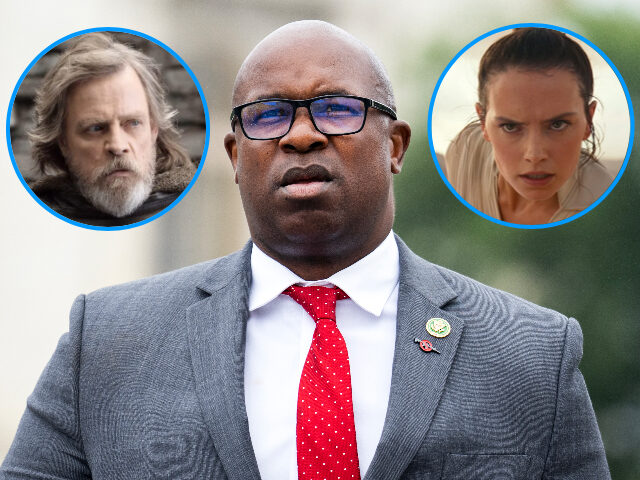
98, 156, 142, 178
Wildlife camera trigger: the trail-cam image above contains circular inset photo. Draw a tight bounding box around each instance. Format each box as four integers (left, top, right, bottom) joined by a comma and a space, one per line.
7, 28, 209, 229
428, 23, 633, 228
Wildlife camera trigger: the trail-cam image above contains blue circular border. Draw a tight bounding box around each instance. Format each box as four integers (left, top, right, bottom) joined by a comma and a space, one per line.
6, 26, 211, 231
427, 22, 634, 229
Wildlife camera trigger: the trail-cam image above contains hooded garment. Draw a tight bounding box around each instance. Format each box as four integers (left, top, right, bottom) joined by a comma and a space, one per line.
29, 159, 196, 227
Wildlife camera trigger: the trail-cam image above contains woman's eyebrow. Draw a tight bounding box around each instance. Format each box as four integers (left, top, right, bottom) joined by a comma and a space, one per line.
544, 112, 579, 122
493, 112, 580, 123
494, 116, 522, 123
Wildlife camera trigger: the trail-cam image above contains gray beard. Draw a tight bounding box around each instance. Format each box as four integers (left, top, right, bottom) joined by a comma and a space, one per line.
71, 154, 156, 218
78, 174, 153, 217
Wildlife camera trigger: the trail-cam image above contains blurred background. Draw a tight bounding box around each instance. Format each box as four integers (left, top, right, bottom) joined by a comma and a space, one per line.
1, 1, 638, 477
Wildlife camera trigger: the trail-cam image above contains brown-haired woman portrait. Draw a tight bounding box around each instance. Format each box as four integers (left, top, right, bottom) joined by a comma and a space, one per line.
444, 27, 615, 225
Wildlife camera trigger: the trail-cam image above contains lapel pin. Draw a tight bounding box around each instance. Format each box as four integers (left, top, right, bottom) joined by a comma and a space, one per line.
426, 317, 451, 338
414, 337, 440, 354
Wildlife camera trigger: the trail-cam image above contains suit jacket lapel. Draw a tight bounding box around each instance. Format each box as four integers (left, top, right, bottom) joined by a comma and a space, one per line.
365, 237, 464, 480
187, 242, 262, 480
185, 237, 463, 480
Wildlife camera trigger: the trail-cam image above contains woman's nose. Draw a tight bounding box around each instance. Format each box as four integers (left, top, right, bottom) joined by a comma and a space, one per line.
523, 130, 547, 164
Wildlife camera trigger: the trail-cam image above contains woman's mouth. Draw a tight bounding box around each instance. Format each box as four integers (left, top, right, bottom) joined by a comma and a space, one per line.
519, 172, 555, 186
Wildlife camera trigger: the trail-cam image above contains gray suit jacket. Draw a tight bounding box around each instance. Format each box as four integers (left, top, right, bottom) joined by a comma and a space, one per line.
1, 237, 610, 479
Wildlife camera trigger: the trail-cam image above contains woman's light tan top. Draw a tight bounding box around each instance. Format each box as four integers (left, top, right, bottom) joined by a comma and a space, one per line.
444, 123, 614, 223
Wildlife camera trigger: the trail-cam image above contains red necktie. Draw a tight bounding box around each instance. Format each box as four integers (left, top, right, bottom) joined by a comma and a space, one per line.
283, 285, 361, 480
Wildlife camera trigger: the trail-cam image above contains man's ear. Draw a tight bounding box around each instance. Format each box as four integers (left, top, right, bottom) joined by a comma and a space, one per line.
389, 120, 411, 174
224, 131, 239, 184
475, 103, 489, 142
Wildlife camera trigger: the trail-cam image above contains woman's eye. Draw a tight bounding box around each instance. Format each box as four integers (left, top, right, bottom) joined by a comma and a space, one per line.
500, 123, 519, 133
550, 120, 569, 131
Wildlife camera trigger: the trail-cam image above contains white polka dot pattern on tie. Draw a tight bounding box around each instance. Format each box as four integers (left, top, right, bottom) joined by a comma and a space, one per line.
283, 285, 361, 480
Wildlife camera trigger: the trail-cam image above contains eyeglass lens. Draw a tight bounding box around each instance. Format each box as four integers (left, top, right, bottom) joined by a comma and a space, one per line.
240, 97, 366, 139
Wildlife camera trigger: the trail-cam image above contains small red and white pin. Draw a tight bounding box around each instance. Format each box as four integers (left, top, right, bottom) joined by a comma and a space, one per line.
413, 337, 440, 354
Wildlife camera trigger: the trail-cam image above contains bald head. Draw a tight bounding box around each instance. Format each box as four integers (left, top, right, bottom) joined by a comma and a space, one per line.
224, 20, 411, 280
231, 20, 395, 110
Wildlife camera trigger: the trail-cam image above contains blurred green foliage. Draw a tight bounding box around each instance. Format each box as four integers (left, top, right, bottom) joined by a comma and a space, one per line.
393, 9, 640, 479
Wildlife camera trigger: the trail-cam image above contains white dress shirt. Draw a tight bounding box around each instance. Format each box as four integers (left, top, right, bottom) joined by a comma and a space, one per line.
244, 231, 399, 480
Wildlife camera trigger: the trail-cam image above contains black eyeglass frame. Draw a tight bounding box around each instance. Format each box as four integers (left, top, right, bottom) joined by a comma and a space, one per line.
229, 94, 397, 140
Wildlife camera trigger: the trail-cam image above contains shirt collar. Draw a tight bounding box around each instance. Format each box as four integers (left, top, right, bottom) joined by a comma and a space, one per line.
249, 230, 399, 316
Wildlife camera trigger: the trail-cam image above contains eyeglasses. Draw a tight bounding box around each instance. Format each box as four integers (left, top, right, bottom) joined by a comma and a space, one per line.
230, 94, 397, 140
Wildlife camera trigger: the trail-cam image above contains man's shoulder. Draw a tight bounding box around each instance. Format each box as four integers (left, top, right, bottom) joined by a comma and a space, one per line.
401, 242, 580, 388
29, 173, 83, 207
152, 159, 197, 194
435, 262, 567, 323
28, 164, 196, 226
398, 239, 570, 332
84, 245, 250, 315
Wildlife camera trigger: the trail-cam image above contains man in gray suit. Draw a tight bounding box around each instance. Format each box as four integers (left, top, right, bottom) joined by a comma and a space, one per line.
1, 21, 610, 479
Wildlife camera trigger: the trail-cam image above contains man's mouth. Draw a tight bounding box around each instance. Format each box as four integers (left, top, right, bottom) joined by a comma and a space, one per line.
101, 157, 140, 181
106, 169, 132, 177
280, 165, 334, 199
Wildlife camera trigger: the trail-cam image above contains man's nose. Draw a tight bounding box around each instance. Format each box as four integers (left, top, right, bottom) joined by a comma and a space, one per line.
523, 129, 547, 164
106, 125, 130, 156
279, 108, 328, 153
